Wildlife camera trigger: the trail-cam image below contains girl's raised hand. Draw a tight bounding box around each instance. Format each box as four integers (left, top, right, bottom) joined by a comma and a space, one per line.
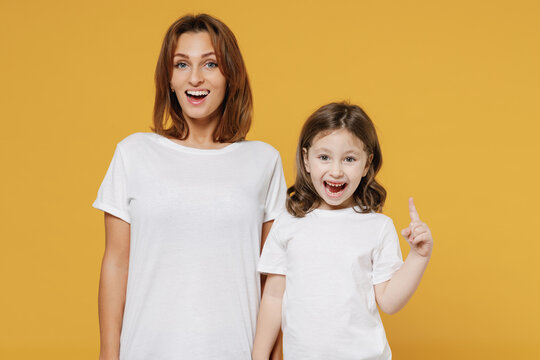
400, 197, 433, 257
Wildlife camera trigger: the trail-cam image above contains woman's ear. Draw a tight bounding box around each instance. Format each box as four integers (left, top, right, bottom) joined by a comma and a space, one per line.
362, 153, 374, 177
302, 148, 310, 173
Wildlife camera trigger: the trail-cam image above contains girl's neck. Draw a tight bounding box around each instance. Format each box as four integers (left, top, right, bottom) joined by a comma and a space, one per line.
316, 198, 356, 211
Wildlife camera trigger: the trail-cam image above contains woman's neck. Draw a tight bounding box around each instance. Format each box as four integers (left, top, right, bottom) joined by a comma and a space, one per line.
170, 114, 231, 150
173, 137, 230, 150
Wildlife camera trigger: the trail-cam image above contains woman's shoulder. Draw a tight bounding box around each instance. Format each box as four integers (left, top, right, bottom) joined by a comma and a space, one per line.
113, 133, 167, 156
117, 132, 158, 147
238, 140, 280, 157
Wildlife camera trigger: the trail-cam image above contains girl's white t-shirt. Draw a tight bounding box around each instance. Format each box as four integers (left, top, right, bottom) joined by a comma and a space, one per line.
258, 208, 404, 360
93, 133, 286, 360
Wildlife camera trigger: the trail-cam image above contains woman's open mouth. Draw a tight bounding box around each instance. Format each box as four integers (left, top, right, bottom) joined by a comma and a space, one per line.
324, 181, 347, 198
185, 90, 210, 105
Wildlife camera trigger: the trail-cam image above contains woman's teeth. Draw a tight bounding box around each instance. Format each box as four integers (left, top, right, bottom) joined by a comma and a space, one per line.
186, 90, 209, 97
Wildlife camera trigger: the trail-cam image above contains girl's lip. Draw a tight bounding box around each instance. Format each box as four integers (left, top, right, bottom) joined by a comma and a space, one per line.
325, 180, 345, 185
324, 181, 347, 198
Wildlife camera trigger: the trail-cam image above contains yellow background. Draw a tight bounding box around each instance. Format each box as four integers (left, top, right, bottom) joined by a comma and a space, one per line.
1, 0, 539, 358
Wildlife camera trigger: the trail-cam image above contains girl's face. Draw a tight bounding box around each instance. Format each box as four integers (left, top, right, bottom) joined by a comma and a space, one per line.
170, 31, 227, 125
303, 128, 373, 210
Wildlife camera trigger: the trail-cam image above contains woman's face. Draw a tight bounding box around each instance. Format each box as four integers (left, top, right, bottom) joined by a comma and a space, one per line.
170, 31, 227, 124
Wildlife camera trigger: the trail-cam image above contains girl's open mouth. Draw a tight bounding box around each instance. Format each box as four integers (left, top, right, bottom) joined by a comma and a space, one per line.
185, 90, 209, 105
324, 181, 347, 198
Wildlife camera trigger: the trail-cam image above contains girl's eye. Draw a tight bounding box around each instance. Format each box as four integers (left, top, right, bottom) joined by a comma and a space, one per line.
318, 155, 329, 161
175, 62, 188, 69
205, 62, 218, 69
344, 156, 356, 163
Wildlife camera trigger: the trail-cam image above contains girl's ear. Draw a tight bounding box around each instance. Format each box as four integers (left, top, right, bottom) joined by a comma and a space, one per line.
302, 148, 310, 173
362, 153, 374, 177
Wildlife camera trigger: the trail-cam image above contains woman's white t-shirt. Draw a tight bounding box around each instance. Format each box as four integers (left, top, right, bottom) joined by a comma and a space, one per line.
258, 208, 404, 360
93, 133, 286, 360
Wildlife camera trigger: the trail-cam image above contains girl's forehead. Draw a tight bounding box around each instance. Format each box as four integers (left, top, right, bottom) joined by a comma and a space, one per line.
311, 128, 365, 149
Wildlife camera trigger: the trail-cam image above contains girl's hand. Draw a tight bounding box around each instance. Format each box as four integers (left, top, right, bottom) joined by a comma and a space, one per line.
400, 197, 433, 257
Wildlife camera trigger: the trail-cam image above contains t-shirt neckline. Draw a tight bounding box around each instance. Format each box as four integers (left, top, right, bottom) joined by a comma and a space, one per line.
310, 206, 367, 216
151, 133, 242, 154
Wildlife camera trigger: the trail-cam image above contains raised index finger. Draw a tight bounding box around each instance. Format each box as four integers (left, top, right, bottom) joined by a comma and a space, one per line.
408, 197, 421, 222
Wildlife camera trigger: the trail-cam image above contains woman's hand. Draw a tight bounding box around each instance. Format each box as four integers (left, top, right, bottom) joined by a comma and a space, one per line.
400, 197, 433, 257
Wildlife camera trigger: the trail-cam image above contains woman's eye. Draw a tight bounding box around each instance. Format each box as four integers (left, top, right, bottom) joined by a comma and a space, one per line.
205, 62, 218, 69
344, 156, 356, 163
175, 62, 188, 69
318, 155, 329, 161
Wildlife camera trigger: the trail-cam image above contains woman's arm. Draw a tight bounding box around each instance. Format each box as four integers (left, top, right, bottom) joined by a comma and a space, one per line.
252, 274, 286, 360
374, 198, 433, 314
260, 220, 283, 360
98, 213, 130, 360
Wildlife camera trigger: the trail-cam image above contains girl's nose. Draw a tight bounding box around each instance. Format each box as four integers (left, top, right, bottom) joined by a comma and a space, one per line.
329, 161, 344, 177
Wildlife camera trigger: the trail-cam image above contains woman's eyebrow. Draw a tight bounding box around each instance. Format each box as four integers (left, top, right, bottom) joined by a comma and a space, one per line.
173, 52, 216, 59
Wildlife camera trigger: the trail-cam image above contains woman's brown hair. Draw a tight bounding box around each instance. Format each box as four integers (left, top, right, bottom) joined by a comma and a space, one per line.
153, 14, 252, 142
287, 102, 386, 217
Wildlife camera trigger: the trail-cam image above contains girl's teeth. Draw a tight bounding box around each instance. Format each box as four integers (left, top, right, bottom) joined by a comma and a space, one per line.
326, 182, 344, 187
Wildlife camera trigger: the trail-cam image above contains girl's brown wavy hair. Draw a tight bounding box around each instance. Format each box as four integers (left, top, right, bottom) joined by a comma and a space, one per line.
286, 102, 386, 217
152, 14, 252, 142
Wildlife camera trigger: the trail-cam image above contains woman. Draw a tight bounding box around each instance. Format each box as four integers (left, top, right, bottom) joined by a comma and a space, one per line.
94, 14, 285, 360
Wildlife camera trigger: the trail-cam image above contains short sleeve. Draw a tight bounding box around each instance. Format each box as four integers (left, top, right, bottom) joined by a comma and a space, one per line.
92, 145, 131, 223
372, 218, 403, 284
258, 225, 287, 275
263, 153, 287, 222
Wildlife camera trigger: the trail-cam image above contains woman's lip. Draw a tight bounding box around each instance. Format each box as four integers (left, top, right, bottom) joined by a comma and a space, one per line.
186, 89, 210, 92
186, 94, 207, 105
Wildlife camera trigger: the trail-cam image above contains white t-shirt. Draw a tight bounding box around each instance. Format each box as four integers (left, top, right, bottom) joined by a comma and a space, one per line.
93, 133, 286, 360
257, 207, 404, 360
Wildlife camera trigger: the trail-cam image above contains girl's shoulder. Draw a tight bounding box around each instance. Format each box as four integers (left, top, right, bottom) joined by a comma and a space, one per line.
270, 210, 312, 237
352, 211, 395, 229
274, 208, 393, 224
309, 208, 395, 231
273, 210, 305, 225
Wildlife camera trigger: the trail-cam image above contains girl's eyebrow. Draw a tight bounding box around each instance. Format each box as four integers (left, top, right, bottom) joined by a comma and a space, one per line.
313, 146, 363, 155
173, 52, 216, 59
312, 146, 332, 153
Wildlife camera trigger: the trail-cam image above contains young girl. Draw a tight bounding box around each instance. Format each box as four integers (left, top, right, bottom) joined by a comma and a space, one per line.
252, 102, 433, 360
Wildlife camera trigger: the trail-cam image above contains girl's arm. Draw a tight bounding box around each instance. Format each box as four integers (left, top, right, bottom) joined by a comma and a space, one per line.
98, 213, 130, 360
374, 198, 433, 314
252, 274, 286, 360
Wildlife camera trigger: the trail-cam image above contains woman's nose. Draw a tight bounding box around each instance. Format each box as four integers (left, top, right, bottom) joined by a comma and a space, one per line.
189, 67, 204, 86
